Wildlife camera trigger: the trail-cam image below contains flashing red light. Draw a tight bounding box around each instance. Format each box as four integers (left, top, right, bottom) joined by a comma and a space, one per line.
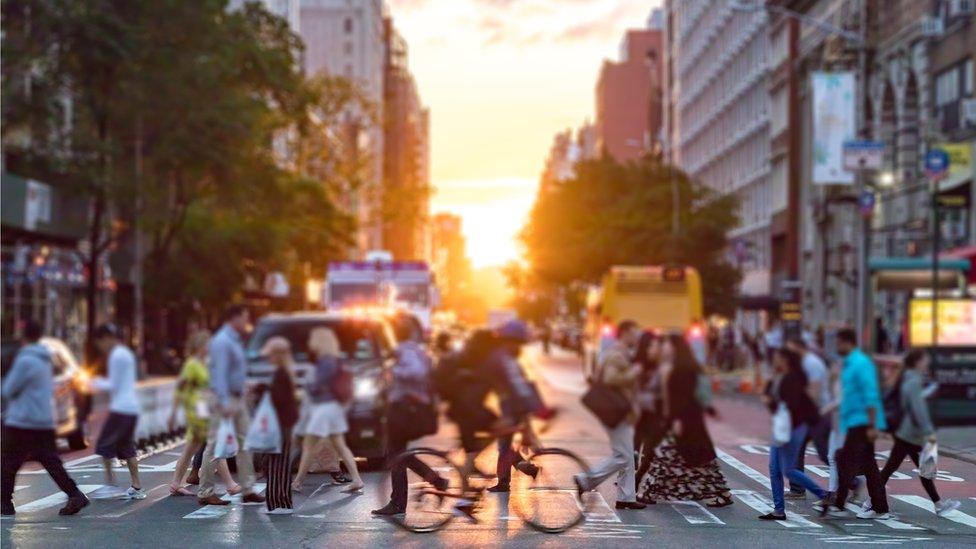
687, 325, 704, 339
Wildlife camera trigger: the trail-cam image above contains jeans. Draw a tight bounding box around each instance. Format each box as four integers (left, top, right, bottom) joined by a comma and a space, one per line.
835, 426, 888, 513
790, 414, 830, 493
770, 424, 827, 514
2, 426, 82, 507
578, 422, 636, 503
880, 436, 939, 502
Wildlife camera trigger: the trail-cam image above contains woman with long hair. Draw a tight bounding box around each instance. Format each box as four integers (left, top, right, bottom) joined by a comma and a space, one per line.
759, 348, 827, 520
258, 337, 300, 514
167, 330, 239, 496
637, 333, 732, 507
633, 331, 664, 485
292, 327, 363, 493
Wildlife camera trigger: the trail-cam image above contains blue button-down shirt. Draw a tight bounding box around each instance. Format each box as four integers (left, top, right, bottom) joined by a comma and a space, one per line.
208, 324, 247, 407
839, 347, 886, 434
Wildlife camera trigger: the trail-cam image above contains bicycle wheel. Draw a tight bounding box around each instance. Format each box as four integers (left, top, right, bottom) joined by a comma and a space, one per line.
386, 448, 467, 533
511, 447, 589, 533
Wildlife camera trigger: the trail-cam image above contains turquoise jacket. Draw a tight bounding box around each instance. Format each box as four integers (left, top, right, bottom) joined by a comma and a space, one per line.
839, 348, 887, 434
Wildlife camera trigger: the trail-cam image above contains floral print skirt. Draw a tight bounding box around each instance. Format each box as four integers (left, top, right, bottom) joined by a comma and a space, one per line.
637, 434, 733, 507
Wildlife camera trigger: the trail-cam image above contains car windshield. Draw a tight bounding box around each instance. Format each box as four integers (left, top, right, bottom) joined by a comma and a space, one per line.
245, 319, 381, 363
329, 283, 379, 307
393, 283, 428, 306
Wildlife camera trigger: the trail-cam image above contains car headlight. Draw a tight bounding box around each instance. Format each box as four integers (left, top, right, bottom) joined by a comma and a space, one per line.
354, 377, 380, 400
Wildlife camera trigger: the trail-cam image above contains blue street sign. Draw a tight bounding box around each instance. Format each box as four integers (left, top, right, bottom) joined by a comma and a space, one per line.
925, 148, 950, 179
859, 190, 875, 217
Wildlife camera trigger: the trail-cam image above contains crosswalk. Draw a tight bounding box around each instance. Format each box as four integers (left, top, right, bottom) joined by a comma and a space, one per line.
5, 449, 976, 544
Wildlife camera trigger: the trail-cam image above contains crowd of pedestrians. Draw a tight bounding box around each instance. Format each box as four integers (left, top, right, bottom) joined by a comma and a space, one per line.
0, 306, 965, 527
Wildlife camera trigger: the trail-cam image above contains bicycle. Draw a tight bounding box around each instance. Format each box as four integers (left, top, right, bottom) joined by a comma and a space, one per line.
382, 422, 591, 533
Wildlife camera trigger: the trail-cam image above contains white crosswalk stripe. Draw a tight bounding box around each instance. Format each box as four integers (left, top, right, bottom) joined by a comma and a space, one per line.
183, 505, 233, 520
669, 501, 724, 525
840, 503, 923, 530
892, 494, 976, 529
731, 489, 821, 528
17, 485, 104, 513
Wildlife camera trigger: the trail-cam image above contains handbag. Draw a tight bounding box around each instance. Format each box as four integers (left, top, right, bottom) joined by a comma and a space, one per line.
213, 417, 239, 459
772, 402, 792, 446
331, 362, 354, 404
919, 441, 938, 479
582, 357, 631, 429
244, 392, 283, 454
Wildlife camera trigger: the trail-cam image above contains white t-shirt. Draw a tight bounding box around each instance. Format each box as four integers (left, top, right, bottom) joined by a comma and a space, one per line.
93, 345, 140, 415
802, 351, 830, 408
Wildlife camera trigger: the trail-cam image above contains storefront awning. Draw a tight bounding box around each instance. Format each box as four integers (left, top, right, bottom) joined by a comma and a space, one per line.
869, 257, 971, 291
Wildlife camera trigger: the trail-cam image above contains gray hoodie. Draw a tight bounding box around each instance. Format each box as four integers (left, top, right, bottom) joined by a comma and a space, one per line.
896, 369, 935, 447
1, 343, 55, 430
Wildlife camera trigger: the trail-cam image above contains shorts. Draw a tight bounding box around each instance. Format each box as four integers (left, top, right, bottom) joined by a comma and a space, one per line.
299, 401, 348, 438
95, 412, 138, 460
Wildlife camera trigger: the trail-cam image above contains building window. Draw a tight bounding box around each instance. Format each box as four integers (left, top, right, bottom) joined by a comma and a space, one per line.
344, 42, 353, 55
965, 58, 974, 96
935, 67, 959, 107
344, 17, 353, 34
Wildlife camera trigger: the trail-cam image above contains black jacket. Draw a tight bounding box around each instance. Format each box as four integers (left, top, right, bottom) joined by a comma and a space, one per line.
766, 370, 819, 429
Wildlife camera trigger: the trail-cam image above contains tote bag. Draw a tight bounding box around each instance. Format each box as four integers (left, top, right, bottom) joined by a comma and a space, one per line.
244, 392, 283, 454
772, 402, 792, 446
213, 417, 239, 459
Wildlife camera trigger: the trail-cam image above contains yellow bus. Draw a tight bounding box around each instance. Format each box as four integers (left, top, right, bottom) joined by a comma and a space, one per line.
583, 265, 705, 380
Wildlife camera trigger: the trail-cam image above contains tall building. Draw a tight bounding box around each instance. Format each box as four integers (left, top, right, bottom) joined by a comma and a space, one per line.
540, 122, 598, 194
663, 0, 773, 330
300, 0, 386, 255
430, 213, 471, 310
595, 14, 664, 162
230, 0, 300, 30
382, 17, 431, 261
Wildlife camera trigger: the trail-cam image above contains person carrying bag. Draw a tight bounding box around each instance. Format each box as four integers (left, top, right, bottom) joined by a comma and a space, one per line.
244, 392, 283, 455
256, 337, 300, 514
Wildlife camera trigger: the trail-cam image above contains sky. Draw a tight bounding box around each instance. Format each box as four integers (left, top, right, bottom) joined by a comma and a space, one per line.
389, 0, 659, 267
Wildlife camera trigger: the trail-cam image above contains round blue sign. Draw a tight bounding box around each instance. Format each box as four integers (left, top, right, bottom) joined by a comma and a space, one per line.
925, 148, 950, 177
859, 190, 875, 217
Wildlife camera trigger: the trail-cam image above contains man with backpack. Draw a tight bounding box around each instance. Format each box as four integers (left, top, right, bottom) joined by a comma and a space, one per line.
879, 349, 960, 516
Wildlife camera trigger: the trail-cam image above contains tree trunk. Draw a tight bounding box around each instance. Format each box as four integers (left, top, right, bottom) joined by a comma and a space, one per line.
84, 190, 105, 363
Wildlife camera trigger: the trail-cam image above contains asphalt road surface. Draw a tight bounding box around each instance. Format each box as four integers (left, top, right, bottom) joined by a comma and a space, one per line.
4, 346, 976, 548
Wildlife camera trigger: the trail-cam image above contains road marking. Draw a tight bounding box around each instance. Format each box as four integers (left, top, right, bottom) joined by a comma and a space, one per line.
892, 494, 976, 529
839, 502, 923, 531
219, 482, 266, 503
17, 485, 103, 513
715, 448, 770, 489
580, 490, 620, 523
731, 489, 821, 528
183, 504, 232, 520
669, 501, 725, 524
101, 485, 169, 518
64, 454, 102, 468
14, 485, 29, 492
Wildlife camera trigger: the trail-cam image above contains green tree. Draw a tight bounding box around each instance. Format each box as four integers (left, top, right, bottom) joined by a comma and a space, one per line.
520, 156, 741, 316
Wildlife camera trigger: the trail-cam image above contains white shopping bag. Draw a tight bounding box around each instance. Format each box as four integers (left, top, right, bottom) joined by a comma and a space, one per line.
244, 392, 282, 454
213, 417, 239, 459
919, 441, 938, 480
772, 402, 792, 446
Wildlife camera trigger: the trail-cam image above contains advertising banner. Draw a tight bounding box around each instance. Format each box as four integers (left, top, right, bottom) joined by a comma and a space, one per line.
812, 72, 856, 185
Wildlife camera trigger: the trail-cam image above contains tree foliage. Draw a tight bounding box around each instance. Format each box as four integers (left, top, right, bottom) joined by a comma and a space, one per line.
520, 156, 742, 316
2, 0, 362, 349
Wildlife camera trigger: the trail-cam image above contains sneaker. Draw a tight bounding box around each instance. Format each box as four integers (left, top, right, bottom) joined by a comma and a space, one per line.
785, 490, 806, 500
2, 502, 15, 516
330, 472, 352, 485
827, 506, 853, 518
856, 509, 891, 520
58, 494, 90, 516
615, 501, 647, 510
261, 507, 294, 515
935, 499, 961, 517
860, 501, 872, 513
371, 503, 406, 516
125, 486, 147, 500
812, 498, 829, 513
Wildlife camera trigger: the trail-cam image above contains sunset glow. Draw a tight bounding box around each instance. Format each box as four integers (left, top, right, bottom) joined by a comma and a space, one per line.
391, 0, 657, 266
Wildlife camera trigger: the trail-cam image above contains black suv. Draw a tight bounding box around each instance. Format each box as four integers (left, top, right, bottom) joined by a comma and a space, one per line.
245, 311, 397, 466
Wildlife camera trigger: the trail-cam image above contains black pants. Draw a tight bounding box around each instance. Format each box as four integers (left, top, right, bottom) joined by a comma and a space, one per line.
265, 437, 293, 511
388, 431, 440, 509
1, 426, 82, 507
634, 412, 665, 485
880, 436, 939, 502
834, 426, 888, 513
790, 415, 830, 493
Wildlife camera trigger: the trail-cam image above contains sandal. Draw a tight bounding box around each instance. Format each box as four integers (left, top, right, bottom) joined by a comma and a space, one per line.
170, 486, 195, 497
341, 483, 364, 494
227, 484, 242, 496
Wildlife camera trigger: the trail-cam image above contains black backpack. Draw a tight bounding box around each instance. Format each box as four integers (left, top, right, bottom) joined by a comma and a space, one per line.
882, 375, 905, 433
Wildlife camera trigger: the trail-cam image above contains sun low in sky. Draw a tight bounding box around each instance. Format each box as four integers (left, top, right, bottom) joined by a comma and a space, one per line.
390, 0, 658, 268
